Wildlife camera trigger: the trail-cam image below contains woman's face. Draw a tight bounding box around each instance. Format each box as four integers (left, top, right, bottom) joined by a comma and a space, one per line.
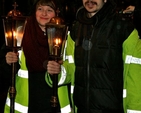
36, 5, 55, 28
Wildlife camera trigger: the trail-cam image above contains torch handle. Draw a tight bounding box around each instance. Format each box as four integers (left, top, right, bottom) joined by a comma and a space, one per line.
9, 62, 17, 113
9, 48, 18, 113
50, 74, 58, 108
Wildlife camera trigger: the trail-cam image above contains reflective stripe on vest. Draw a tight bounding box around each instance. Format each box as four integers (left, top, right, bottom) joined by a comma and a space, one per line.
123, 89, 126, 98
61, 104, 71, 113
71, 85, 74, 94
58, 65, 66, 85
6, 97, 28, 113
127, 109, 141, 113
125, 55, 141, 64
18, 69, 28, 78
18, 50, 22, 60
65, 55, 74, 63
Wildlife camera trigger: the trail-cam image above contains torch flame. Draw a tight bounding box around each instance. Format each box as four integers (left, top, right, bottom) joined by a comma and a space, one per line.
55, 38, 61, 45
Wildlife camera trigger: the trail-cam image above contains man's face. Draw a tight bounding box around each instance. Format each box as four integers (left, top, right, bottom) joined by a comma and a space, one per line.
82, 0, 107, 15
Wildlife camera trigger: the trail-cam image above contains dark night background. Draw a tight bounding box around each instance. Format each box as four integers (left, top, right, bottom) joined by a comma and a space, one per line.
0, 0, 136, 112
0, 0, 136, 48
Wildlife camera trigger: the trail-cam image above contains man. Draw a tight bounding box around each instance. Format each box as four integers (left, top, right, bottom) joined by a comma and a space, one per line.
47, 0, 139, 113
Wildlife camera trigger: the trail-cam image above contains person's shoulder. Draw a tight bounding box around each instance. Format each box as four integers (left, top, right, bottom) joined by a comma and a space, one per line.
113, 14, 135, 30
71, 20, 80, 28
69, 20, 79, 41
111, 14, 135, 39
69, 18, 81, 32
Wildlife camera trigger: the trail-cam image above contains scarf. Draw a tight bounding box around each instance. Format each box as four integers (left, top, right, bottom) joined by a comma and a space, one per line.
22, 14, 49, 72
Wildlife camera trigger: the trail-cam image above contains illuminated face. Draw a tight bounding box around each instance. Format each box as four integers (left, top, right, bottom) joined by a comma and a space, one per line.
36, 5, 55, 28
82, 0, 107, 17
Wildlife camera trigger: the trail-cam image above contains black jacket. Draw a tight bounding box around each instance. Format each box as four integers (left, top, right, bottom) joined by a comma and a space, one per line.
70, 0, 134, 113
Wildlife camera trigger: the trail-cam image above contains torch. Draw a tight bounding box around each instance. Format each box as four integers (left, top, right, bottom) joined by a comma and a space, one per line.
2, 2, 27, 113
46, 9, 68, 111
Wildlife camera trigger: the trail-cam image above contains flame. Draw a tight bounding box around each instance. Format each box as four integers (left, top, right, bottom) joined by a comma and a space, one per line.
55, 38, 61, 45
13, 31, 16, 38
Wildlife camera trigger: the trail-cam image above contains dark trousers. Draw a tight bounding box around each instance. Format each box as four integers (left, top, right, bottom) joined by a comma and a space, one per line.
77, 109, 124, 113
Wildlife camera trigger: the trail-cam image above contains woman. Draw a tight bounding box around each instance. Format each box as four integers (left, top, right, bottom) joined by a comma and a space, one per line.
3, 0, 62, 112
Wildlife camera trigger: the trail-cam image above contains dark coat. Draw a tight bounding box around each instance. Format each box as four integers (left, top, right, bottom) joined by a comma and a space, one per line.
70, 0, 134, 113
